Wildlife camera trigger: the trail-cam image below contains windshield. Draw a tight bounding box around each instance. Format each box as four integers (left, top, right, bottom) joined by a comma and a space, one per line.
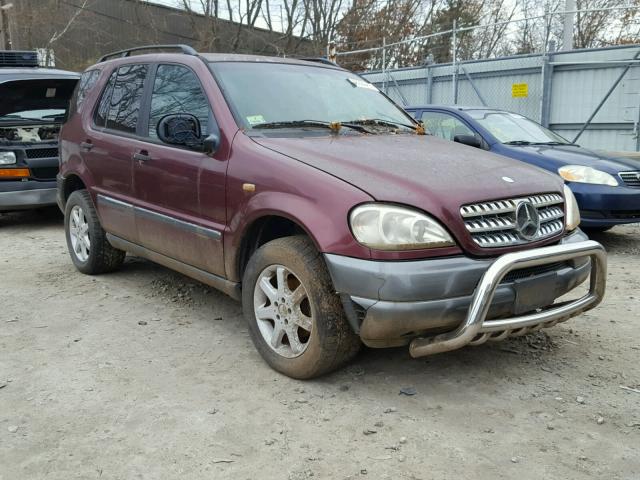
0, 109, 66, 122
211, 62, 415, 131
468, 111, 570, 145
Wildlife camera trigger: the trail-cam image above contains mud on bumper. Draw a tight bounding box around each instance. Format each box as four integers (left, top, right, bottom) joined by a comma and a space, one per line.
324, 230, 606, 354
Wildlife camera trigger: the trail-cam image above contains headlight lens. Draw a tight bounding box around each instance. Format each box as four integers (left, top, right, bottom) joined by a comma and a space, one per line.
564, 185, 581, 231
558, 165, 618, 186
0, 151, 16, 165
349, 204, 455, 250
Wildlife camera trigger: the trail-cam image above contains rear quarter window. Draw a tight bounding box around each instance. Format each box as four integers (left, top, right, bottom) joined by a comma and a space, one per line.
68, 69, 101, 118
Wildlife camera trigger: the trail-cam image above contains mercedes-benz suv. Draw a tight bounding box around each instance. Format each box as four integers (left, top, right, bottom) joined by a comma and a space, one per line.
57, 45, 607, 379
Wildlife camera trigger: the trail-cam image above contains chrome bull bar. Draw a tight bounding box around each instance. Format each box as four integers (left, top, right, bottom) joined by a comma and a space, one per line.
409, 240, 607, 357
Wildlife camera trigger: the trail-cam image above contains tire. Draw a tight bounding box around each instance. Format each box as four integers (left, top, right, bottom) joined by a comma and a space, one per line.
64, 189, 125, 274
242, 235, 361, 379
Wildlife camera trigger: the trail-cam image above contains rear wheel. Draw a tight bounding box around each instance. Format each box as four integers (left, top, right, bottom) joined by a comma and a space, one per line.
242, 236, 361, 379
64, 190, 125, 274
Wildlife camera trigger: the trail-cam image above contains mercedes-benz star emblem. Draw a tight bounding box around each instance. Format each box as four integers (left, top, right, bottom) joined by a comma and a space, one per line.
515, 201, 540, 240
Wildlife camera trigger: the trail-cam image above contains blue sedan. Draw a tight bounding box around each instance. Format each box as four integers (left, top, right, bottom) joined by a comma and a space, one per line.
406, 105, 640, 231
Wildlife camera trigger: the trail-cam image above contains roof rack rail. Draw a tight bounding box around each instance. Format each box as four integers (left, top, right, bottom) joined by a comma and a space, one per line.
98, 44, 197, 63
294, 57, 339, 67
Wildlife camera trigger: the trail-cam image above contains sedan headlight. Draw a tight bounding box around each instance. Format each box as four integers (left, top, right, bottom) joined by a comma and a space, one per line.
564, 185, 581, 232
0, 151, 16, 165
558, 165, 618, 186
349, 203, 455, 250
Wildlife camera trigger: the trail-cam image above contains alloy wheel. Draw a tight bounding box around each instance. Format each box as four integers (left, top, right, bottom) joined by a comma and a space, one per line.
253, 264, 313, 358
69, 205, 90, 262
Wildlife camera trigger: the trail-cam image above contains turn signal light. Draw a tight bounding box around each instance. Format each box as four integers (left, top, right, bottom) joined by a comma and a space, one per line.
0, 168, 30, 179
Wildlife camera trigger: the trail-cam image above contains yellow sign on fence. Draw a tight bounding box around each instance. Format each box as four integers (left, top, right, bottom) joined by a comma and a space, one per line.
512, 83, 529, 98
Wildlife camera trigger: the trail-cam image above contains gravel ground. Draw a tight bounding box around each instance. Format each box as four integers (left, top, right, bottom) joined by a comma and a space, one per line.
1, 208, 639, 480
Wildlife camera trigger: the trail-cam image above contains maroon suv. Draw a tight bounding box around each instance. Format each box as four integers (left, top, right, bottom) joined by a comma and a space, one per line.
57, 45, 607, 379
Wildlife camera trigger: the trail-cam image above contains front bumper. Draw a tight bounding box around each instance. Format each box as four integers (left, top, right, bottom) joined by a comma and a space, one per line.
324, 230, 606, 354
569, 182, 640, 227
0, 180, 57, 211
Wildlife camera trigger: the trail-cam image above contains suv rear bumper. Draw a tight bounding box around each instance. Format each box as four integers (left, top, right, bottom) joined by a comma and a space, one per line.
0, 180, 57, 211
324, 230, 606, 352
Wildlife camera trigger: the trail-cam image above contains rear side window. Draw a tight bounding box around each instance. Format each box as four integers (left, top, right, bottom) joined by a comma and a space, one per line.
148, 64, 210, 138
94, 71, 117, 128
107, 64, 148, 134
420, 111, 474, 141
68, 69, 100, 118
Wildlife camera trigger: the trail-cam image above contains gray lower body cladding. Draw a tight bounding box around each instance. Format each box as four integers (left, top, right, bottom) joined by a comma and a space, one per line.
324, 230, 595, 348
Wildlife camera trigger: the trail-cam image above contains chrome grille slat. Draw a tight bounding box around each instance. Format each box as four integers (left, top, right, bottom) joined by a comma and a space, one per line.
462, 193, 565, 248
619, 171, 640, 188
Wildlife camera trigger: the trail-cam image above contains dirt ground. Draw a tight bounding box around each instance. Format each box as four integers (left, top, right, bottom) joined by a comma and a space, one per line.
1, 208, 639, 480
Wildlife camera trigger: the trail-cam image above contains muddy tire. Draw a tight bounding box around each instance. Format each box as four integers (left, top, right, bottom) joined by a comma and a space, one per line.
242, 235, 361, 379
64, 190, 125, 275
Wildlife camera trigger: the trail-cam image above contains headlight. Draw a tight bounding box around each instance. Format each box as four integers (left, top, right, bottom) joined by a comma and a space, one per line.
0, 151, 16, 165
349, 203, 455, 250
558, 165, 618, 186
564, 185, 581, 231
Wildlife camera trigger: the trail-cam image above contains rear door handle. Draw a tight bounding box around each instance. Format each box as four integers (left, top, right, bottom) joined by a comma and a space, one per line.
133, 150, 151, 162
80, 141, 93, 151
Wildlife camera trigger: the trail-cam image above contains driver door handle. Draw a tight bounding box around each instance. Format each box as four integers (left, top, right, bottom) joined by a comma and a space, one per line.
133, 150, 151, 162
80, 141, 93, 151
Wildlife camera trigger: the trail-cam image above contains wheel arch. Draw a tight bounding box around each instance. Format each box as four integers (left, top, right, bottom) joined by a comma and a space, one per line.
62, 173, 87, 201
233, 213, 321, 283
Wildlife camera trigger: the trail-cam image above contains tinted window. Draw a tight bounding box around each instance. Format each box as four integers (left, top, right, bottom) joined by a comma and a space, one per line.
106, 64, 148, 134
94, 70, 117, 128
73, 70, 100, 110
148, 64, 209, 138
420, 111, 474, 141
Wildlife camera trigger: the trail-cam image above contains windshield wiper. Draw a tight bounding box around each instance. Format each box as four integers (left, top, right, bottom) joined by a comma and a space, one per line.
344, 118, 417, 131
252, 120, 371, 133
504, 140, 533, 145
529, 141, 569, 146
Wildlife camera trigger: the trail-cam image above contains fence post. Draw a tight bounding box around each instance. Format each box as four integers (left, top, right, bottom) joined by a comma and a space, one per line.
452, 20, 457, 104
426, 64, 433, 104
326, 40, 336, 64
382, 36, 387, 94
540, 49, 554, 127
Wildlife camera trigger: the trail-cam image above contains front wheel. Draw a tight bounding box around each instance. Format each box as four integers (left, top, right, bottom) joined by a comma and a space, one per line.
64, 190, 125, 274
242, 236, 361, 379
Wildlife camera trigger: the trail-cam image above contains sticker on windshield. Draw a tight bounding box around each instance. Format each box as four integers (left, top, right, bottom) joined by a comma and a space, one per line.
347, 78, 378, 91
46, 88, 56, 98
246, 114, 266, 126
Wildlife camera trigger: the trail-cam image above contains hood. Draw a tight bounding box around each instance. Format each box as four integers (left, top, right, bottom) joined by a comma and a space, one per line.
252, 133, 564, 230
0, 77, 78, 117
500, 143, 640, 175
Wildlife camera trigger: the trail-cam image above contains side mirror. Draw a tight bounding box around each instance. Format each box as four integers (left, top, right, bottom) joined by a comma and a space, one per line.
454, 134, 482, 149
157, 114, 203, 150
203, 134, 221, 155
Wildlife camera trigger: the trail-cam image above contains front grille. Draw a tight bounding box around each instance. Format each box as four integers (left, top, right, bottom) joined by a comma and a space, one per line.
501, 261, 569, 283
25, 148, 58, 159
619, 171, 640, 188
461, 193, 565, 248
30, 167, 58, 180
